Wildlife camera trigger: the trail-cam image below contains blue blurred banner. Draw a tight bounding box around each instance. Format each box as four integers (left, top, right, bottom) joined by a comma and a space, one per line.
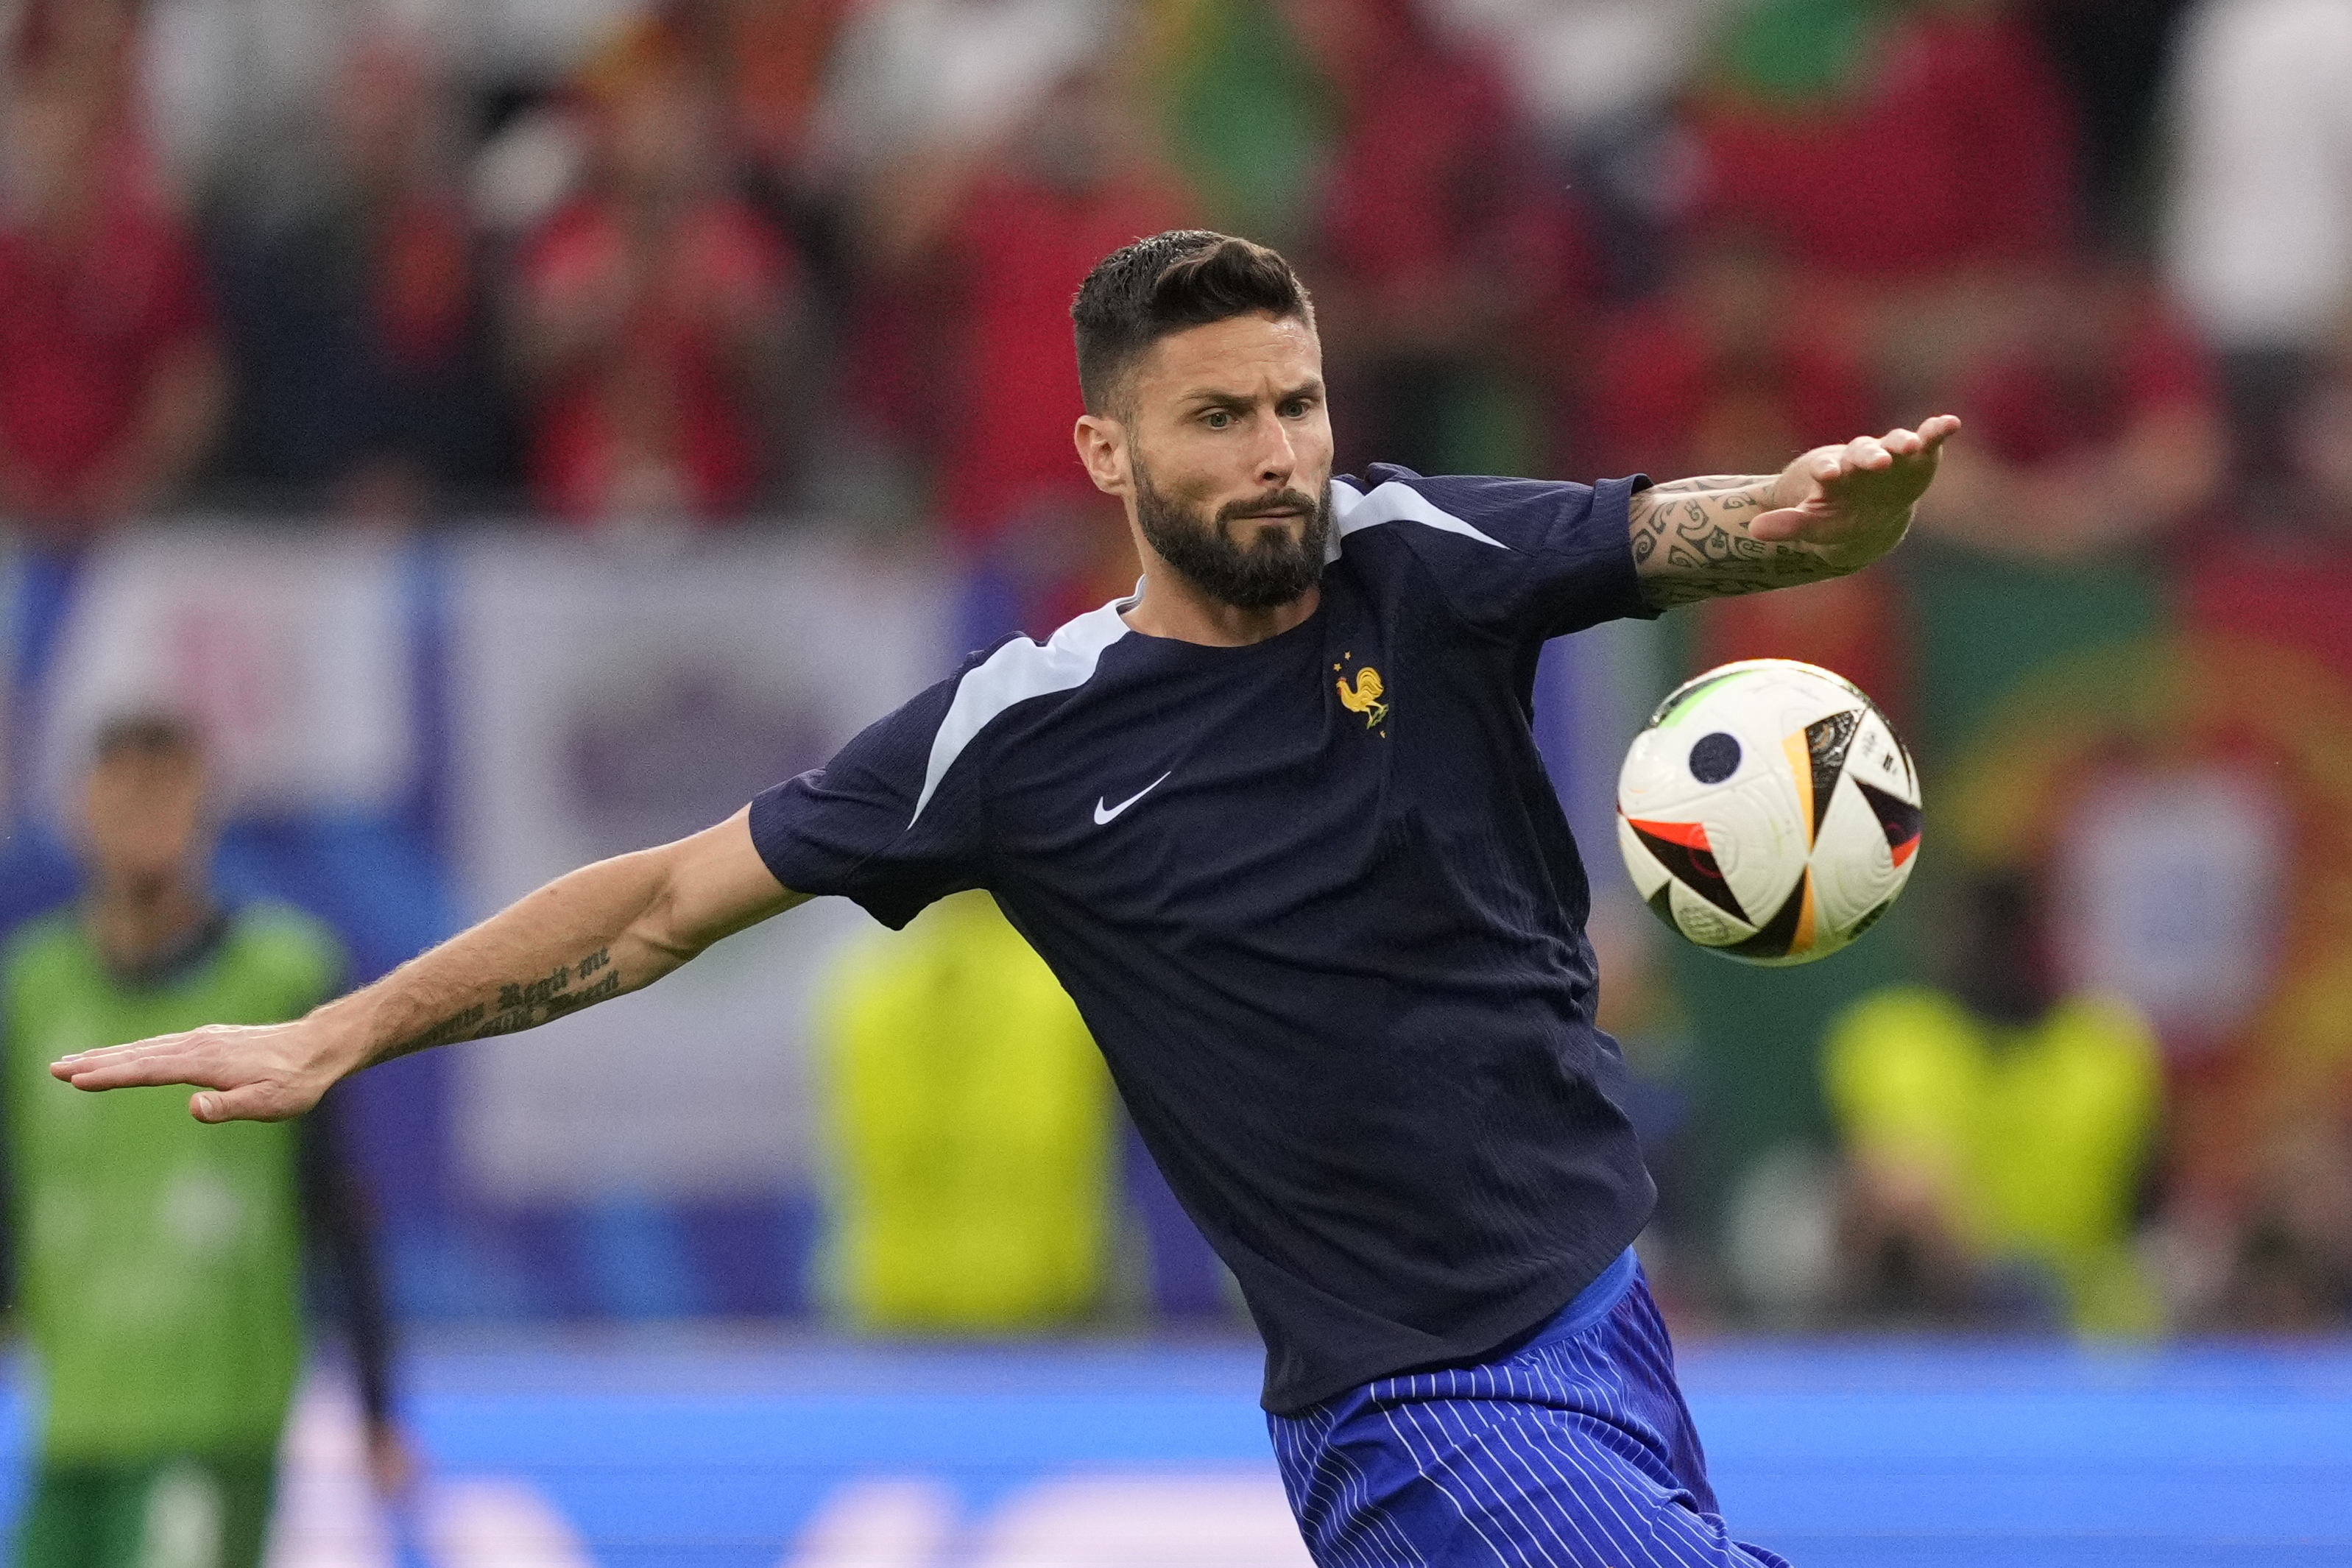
2, 1342, 2347, 1568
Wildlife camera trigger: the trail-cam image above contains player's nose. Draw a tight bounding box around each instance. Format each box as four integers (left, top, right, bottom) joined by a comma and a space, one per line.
1251, 415, 1297, 487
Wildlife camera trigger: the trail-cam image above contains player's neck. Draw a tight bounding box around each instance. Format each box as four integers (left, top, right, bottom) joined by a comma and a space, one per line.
1121, 570, 1320, 647
85, 871, 213, 975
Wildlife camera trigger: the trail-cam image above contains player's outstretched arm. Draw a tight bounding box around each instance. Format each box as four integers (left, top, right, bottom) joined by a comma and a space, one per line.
51, 808, 807, 1123
1631, 416, 1961, 610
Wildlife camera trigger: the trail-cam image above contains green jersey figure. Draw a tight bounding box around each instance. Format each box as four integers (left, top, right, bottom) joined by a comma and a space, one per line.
0, 714, 403, 1568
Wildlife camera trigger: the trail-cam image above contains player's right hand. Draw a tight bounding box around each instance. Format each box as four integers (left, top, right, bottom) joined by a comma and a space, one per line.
49, 1017, 352, 1123
1749, 415, 1963, 565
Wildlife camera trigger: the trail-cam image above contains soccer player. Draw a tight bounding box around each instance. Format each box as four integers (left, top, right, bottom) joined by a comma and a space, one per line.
7, 714, 403, 1568
54, 233, 1957, 1567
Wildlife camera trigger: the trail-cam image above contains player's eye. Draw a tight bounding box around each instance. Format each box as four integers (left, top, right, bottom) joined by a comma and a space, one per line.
1279, 398, 1310, 419
1202, 409, 1233, 430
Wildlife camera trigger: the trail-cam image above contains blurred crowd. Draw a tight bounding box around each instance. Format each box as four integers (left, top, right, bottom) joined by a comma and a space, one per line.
0, 0, 2345, 585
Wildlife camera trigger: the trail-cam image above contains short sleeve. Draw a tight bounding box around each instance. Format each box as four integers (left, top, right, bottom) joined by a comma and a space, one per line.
748, 661, 993, 929
1337, 466, 1655, 644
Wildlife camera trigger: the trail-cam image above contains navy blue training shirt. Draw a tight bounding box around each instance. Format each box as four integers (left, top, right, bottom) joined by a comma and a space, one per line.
750, 465, 1659, 1413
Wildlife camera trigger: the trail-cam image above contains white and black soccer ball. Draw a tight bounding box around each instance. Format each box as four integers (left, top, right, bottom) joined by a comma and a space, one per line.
1616, 659, 1921, 967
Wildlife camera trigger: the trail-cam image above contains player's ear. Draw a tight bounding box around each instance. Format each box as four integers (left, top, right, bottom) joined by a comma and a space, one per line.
1074, 412, 1129, 497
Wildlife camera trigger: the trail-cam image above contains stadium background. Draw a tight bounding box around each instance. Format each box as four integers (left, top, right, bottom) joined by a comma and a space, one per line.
2, 0, 2352, 1561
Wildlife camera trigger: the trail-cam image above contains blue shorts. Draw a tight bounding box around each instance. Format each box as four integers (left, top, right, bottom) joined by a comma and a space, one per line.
1268, 1251, 1790, 1567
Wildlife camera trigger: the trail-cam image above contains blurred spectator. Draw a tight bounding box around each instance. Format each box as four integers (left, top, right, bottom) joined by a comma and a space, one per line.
2027, 0, 2195, 247
1692, 0, 2079, 285
2163, 0, 2352, 487
2286, 329, 2352, 534
1821, 872, 2164, 1335
801, 0, 1115, 529
813, 890, 1115, 1332
666, 0, 858, 196
1425, 0, 1732, 296
2203, 1120, 2352, 1330
925, 64, 1193, 628
1914, 256, 2225, 559
660, 0, 864, 391
1, 713, 401, 1568
811, 4, 1187, 623
1581, 227, 1874, 480
1285, 0, 1593, 476
1428, 0, 1728, 157
0, 0, 224, 545
209, 31, 501, 520
1145, 0, 1332, 252
812, 0, 1112, 269
509, 18, 800, 526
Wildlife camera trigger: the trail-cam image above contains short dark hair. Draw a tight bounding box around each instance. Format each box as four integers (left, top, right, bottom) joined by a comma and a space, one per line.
91, 710, 204, 767
1071, 230, 1316, 415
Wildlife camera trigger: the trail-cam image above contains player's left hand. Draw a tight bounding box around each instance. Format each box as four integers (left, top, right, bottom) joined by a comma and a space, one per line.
50, 1015, 353, 1122
1751, 415, 1963, 567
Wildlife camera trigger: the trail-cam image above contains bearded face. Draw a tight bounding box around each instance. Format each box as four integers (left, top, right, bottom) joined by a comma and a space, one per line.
1131, 452, 1332, 611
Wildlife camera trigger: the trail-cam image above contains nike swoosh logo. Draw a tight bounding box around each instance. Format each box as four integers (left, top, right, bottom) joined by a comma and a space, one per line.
1094, 771, 1173, 826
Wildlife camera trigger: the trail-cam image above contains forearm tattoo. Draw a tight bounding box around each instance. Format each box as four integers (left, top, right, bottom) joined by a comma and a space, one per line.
1641, 475, 1762, 496
1630, 476, 1840, 610
378, 946, 623, 1063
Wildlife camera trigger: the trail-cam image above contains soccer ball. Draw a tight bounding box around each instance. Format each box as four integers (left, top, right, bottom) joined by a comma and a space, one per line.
1616, 659, 1921, 966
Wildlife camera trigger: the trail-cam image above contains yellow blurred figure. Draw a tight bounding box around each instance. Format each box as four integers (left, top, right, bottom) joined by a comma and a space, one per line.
1822, 875, 2164, 1335
813, 891, 1116, 1331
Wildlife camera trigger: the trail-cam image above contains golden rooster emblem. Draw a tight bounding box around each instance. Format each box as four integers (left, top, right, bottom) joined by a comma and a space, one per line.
1336, 666, 1388, 730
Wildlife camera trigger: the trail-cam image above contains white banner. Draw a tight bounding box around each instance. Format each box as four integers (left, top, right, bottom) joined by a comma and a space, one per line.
443, 533, 952, 1201
2055, 764, 2287, 1046
32, 529, 414, 823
